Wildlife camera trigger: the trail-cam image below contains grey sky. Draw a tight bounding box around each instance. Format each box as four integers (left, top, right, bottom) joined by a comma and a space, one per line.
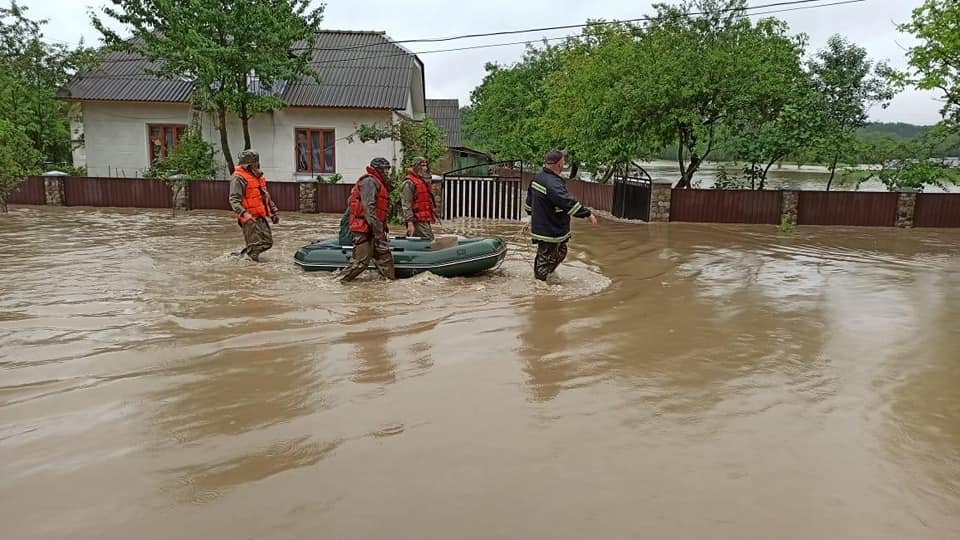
25, 0, 946, 124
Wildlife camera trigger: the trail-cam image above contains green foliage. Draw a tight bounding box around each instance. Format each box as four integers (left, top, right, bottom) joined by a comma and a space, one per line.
318, 173, 342, 184
897, 0, 960, 126
808, 34, 896, 188
0, 1, 96, 166
778, 214, 796, 234
0, 118, 42, 212
143, 127, 217, 180
465, 0, 843, 188
464, 42, 568, 166
93, 0, 324, 170
856, 126, 959, 192
712, 165, 749, 190
349, 117, 447, 169
726, 83, 829, 189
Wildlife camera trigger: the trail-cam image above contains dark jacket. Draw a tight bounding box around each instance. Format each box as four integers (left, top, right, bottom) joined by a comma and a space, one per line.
524, 168, 591, 243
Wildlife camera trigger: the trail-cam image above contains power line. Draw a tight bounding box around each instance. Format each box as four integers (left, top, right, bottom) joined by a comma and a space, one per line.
68, 0, 867, 80
309, 0, 865, 52
85, 0, 867, 64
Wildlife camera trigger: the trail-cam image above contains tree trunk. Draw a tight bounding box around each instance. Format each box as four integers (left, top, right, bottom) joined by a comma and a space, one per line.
761, 158, 780, 191
0, 195, 7, 213
569, 161, 579, 180
826, 150, 840, 191
677, 154, 702, 189
217, 104, 234, 173
240, 99, 252, 150
676, 131, 688, 188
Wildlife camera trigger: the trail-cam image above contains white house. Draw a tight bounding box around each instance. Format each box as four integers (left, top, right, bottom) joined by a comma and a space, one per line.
58, 31, 427, 183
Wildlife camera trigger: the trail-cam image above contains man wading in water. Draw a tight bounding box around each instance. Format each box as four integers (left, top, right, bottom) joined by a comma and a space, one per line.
229, 149, 279, 262
524, 149, 597, 280
337, 157, 397, 282
400, 156, 439, 240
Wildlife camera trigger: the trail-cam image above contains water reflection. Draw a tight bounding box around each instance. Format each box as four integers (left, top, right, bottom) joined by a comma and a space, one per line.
150, 343, 323, 445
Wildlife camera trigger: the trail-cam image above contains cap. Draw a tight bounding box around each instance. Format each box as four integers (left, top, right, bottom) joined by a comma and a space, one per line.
545, 149, 566, 164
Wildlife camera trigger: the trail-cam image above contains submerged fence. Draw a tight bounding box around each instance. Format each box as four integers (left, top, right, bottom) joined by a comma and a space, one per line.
7, 175, 960, 229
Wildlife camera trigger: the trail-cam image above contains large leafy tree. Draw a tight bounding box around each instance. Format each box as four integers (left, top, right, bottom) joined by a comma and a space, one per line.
0, 1, 95, 167
543, 23, 661, 180
639, 0, 814, 188
809, 34, 896, 190
92, 0, 324, 172
464, 42, 568, 167
898, 0, 960, 128
725, 83, 828, 189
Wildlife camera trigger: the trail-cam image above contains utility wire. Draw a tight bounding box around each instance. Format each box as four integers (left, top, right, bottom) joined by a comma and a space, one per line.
69, 0, 867, 79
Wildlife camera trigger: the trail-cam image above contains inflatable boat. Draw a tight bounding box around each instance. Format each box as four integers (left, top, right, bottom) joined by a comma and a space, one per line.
293, 235, 508, 278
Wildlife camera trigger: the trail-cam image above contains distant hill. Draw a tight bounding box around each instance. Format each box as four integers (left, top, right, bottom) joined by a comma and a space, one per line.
858, 122, 934, 140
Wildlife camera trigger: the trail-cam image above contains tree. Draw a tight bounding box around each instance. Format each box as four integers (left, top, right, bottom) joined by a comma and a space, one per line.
809, 34, 896, 190
726, 84, 828, 189
0, 119, 42, 213
465, 42, 568, 166
641, 0, 815, 188
92, 0, 324, 172
856, 129, 957, 192
543, 23, 661, 180
0, 1, 96, 167
898, 0, 960, 127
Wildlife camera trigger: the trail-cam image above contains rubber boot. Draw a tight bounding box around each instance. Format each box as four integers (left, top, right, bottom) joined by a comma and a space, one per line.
338, 260, 368, 283
375, 253, 396, 280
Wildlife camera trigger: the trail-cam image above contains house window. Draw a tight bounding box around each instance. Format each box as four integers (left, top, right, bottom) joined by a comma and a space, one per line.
148, 124, 186, 165
295, 128, 336, 173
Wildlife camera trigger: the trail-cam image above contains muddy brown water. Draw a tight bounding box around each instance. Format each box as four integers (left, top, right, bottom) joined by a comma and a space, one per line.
1, 206, 959, 539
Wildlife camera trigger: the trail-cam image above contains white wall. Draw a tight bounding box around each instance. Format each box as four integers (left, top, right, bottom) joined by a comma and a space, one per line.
203, 107, 400, 183
80, 102, 403, 182
81, 102, 191, 177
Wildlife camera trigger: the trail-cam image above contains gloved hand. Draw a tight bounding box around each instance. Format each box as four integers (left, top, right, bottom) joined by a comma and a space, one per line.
271, 214, 280, 225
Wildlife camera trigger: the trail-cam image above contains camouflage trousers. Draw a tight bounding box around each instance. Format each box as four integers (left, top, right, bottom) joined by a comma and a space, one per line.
239, 217, 273, 261
339, 232, 396, 282
534, 240, 568, 281
411, 221, 434, 240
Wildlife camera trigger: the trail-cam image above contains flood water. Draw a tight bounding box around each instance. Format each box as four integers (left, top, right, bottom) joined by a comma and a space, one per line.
639, 159, 960, 192
2, 206, 959, 539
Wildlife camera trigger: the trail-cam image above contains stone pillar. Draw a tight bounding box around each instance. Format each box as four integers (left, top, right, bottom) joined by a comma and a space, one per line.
896, 189, 918, 228
172, 182, 189, 211
780, 190, 799, 227
299, 179, 318, 213
649, 179, 673, 222
44, 176, 65, 206
169, 175, 189, 211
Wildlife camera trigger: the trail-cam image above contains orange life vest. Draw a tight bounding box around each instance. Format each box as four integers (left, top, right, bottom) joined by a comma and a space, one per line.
234, 166, 274, 224
406, 170, 436, 223
348, 167, 390, 234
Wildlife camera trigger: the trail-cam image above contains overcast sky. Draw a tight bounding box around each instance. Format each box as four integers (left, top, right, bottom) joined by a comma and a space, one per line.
22, 0, 946, 125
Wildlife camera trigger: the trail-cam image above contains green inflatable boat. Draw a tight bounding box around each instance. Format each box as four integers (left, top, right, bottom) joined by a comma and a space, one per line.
293, 235, 508, 278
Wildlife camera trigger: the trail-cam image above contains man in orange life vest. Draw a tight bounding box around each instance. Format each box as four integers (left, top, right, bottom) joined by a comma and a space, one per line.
338, 157, 397, 282
400, 156, 438, 240
228, 149, 279, 262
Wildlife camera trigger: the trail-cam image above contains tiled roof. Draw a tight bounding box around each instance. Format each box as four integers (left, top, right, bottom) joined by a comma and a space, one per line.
425, 98, 461, 147
59, 31, 419, 110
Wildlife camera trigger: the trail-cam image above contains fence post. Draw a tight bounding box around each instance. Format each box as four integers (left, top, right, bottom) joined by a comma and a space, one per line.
896, 188, 918, 228
42, 171, 67, 206
780, 190, 800, 227
299, 178, 318, 213
649, 179, 673, 222
169, 175, 190, 211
